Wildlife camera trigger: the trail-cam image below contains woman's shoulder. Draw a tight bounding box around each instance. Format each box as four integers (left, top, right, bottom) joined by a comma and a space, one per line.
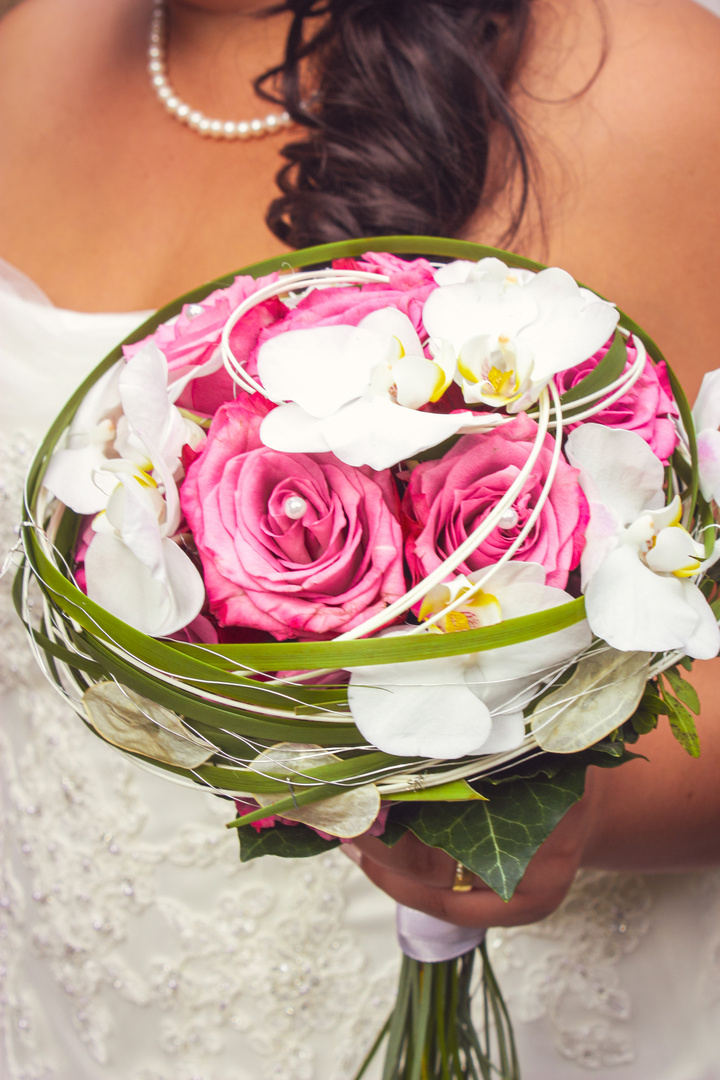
494, 0, 720, 395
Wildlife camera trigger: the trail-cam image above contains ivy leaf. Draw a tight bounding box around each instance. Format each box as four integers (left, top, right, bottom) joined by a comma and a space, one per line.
663, 668, 701, 715
392, 766, 587, 901
375, 819, 408, 847
236, 821, 339, 862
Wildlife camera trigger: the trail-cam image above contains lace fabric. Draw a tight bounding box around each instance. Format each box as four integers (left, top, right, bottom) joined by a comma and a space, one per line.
2, 263, 720, 1080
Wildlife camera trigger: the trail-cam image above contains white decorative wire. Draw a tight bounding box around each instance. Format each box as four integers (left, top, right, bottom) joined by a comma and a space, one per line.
20, 257, 690, 804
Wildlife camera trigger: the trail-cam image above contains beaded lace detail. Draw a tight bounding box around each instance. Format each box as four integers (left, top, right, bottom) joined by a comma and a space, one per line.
0, 425, 397, 1080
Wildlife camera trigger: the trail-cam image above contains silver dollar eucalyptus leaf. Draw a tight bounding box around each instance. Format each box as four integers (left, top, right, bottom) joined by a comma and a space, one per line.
83, 682, 215, 767
530, 648, 652, 752
251, 742, 381, 838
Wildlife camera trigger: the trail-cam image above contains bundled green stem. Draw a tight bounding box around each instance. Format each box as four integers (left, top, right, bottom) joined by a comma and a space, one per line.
354, 943, 519, 1080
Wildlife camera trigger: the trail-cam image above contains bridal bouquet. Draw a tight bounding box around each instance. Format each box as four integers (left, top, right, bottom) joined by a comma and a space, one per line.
18, 237, 720, 1079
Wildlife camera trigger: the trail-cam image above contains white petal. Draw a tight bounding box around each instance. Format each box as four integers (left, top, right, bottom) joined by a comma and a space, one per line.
584, 545, 710, 654
85, 532, 204, 636
644, 525, 704, 574
565, 424, 665, 524
433, 259, 483, 286
467, 561, 546, 591
392, 355, 441, 409
43, 444, 117, 514
680, 580, 720, 659
423, 279, 536, 355
318, 396, 474, 470
348, 677, 492, 759
520, 269, 619, 380
119, 343, 187, 465
693, 368, 720, 435
259, 403, 332, 454
473, 711, 526, 754
697, 429, 720, 503
257, 324, 385, 417
358, 307, 424, 357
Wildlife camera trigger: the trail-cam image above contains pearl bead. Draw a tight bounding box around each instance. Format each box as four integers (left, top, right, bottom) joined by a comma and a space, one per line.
498, 507, 519, 530
223, 121, 238, 138
284, 496, 308, 520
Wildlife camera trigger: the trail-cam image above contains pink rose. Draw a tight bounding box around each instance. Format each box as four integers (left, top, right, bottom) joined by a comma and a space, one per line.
124, 272, 287, 416
180, 398, 407, 640
403, 413, 589, 590
333, 251, 438, 290
555, 338, 679, 463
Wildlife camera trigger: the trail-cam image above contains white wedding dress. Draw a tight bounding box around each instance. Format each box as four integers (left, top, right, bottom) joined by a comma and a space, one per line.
2, 255, 720, 1080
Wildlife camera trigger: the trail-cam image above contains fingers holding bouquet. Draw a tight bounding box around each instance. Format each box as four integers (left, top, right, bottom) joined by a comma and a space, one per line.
351, 773, 599, 929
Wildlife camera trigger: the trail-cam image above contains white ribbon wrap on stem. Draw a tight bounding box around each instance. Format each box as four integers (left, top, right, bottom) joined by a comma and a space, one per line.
396, 904, 486, 963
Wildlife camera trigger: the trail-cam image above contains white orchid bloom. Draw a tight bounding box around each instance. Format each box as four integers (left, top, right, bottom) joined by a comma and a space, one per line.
693, 368, 720, 504
43, 345, 204, 516
115, 342, 205, 480
85, 469, 205, 637
347, 562, 591, 759
257, 307, 476, 470
422, 257, 620, 412
42, 363, 125, 514
566, 424, 720, 658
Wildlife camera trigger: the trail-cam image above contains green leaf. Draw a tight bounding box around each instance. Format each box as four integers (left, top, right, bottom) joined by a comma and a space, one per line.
392, 767, 587, 901
386, 779, 487, 802
663, 668, 701, 715
558, 330, 627, 409
639, 691, 670, 716
630, 710, 659, 736
236, 821, 339, 862
665, 698, 701, 757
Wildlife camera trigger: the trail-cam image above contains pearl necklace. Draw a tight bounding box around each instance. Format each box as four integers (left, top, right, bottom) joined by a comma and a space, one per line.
148, 0, 293, 139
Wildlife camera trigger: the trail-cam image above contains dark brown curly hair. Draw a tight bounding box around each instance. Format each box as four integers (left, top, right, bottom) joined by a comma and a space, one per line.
256, 1, 535, 247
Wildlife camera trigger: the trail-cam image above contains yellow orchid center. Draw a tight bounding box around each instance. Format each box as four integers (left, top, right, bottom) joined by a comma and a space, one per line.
419, 583, 502, 632
486, 365, 515, 397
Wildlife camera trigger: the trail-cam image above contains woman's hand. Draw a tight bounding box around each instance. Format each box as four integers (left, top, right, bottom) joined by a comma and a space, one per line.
349, 767, 600, 929
350, 660, 720, 929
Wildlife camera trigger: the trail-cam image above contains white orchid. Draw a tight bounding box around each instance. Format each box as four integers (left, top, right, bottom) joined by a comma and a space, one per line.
44, 344, 204, 515
566, 424, 720, 658
42, 363, 125, 514
257, 307, 477, 470
347, 562, 591, 759
693, 368, 720, 504
45, 343, 206, 636
114, 342, 205, 479
85, 466, 205, 637
422, 257, 620, 412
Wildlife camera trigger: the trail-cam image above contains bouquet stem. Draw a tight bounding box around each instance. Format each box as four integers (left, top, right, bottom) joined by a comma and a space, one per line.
354, 941, 519, 1080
